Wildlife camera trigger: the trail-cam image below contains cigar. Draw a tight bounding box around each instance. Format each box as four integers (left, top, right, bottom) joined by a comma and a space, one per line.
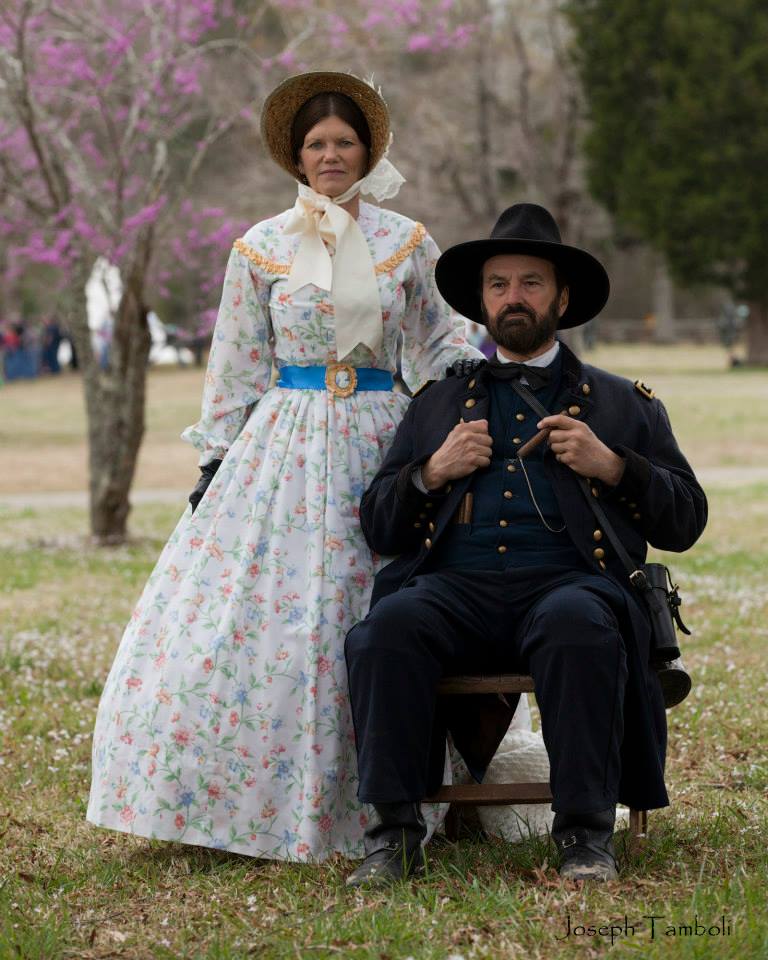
516, 409, 567, 460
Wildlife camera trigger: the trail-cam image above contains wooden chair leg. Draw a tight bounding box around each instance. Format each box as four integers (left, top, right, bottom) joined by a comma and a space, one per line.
444, 804, 461, 842
629, 808, 648, 843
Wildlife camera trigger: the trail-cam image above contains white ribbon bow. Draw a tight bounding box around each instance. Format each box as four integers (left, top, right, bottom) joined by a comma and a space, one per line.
282, 155, 406, 362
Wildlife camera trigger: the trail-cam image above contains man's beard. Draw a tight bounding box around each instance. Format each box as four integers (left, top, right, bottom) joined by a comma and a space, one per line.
482, 296, 560, 356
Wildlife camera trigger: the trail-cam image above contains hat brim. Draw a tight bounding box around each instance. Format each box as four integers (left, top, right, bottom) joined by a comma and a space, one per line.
260, 72, 390, 180
435, 238, 610, 328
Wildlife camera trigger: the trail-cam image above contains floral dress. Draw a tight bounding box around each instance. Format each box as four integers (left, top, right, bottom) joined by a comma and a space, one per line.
87, 202, 482, 861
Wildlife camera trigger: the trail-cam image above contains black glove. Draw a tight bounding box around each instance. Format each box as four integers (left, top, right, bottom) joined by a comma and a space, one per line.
189, 459, 222, 513
449, 358, 485, 378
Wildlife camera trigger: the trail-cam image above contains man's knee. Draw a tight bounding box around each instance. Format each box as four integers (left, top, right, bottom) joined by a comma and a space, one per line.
526, 586, 622, 652
345, 592, 429, 663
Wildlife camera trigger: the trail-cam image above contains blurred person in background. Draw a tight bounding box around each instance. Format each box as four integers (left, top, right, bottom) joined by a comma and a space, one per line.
40, 316, 62, 374
2, 320, 37, 380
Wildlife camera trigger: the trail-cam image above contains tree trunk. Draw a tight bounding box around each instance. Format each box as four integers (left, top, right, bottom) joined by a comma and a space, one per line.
745, 300, 768, 366
652, 252, 677, 343
66, 238, 154, 544
88, 248, 153, 543
475, 20, 499, 222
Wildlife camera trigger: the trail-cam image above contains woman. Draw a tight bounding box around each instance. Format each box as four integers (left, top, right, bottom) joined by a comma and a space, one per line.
87, 72, 483, 861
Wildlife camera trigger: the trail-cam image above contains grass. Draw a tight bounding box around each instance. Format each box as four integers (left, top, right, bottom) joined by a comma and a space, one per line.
1, 344, 767, 958
0, 366, 199, 493
1, 343, 767, 497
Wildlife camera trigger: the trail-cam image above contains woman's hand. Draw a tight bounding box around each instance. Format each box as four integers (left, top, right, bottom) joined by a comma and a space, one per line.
189, 459, 222, 512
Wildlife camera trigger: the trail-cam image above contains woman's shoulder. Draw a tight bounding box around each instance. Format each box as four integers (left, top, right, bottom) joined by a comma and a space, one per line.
361, 202, 425, 235
234, 209, 297, 272
240, 209, 294, 246
361, 203, 431, 267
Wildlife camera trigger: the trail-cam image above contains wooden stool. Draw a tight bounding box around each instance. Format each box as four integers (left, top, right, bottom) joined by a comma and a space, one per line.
425, 673, 648, 842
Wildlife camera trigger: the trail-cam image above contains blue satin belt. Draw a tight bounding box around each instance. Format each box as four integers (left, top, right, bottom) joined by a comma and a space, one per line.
276, 365, 393, 393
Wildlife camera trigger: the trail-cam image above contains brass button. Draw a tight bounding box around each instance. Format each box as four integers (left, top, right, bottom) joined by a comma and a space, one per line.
503, 490, 513, 500
599, 560, 606, 571
468, 378, 476, 389
633, 512, 642, 520
507, 463, 516, 473
591, 486, 599, 498
619, 496, 627, 503
414, 522, 422, 528
425, 501, 433, 508
593, 547, 605, 560
593, 529, 603, 541
419, 512, 427, 519
568, 405, 581, 416
428, 522, 435, 533
582, 384, 591, 395
497, 545, 508, 554
464, 398, 476, 409
513, 437, 522, 445
499, 519, 508, 528
629, 502, 637, 509
425, 538, 432, 549
515, 413, 525, 422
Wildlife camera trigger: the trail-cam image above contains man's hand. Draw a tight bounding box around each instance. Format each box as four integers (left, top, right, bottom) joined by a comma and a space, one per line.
538, 414, 626, 486
421, 419, 493, 490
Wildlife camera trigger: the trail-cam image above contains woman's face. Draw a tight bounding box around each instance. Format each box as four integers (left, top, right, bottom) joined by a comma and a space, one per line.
297, 116, 368, 197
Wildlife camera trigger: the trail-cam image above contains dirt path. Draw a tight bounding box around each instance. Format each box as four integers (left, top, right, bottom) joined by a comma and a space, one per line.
0, 488, 188, 509
1, 466, 765, 510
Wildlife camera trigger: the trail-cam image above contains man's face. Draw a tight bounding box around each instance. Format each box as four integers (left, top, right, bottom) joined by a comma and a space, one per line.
480, 254, 568, 357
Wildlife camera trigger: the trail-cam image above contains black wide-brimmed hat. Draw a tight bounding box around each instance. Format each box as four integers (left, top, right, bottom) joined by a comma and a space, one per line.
435, 203, 609, 328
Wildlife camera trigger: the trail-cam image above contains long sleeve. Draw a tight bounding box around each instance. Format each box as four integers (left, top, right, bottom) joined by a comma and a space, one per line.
399, 230, 483, 392
359, 395, 442, 555
182, 243, 274, 465
611, 400, 707, 552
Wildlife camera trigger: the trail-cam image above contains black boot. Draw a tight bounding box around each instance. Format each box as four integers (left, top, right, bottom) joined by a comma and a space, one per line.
552, 807, 618, 882
346, 802, 427, 888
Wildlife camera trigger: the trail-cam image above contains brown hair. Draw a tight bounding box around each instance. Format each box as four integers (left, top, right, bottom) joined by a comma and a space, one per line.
290, 92, 372, 172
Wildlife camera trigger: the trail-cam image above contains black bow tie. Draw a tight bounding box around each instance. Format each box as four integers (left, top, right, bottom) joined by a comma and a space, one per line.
485, 358, 552, 391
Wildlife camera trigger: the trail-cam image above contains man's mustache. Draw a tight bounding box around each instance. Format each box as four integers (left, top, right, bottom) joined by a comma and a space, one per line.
496, 303, 536, 322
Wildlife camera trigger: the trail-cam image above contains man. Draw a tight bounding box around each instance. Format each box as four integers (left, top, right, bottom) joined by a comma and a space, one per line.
344, 203, 707, 886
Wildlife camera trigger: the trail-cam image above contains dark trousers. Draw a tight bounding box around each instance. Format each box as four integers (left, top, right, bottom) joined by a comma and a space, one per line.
345, 566, 629, 815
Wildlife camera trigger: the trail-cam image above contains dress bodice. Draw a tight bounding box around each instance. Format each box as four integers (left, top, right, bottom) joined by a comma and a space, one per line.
183, 202, 482, 464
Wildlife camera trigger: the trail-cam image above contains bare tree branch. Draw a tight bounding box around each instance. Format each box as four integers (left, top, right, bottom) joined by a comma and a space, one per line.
9, 3, 66, 210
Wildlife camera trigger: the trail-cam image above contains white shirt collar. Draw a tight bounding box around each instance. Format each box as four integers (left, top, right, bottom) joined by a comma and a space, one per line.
495, 340, 560, 367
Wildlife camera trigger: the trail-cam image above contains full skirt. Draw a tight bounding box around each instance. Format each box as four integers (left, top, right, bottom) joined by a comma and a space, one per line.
87, 385, 449, 860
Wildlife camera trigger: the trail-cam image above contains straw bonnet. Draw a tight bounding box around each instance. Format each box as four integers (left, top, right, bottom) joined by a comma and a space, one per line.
435, 203, 610, 329
260, 72, 391, 179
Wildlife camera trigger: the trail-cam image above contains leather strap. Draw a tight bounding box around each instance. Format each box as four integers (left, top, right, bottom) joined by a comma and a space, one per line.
509, 377, 689, 645
507, 378, 645, 584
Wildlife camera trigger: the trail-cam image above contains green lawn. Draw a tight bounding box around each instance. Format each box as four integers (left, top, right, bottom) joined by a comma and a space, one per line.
1, 345, 767, 959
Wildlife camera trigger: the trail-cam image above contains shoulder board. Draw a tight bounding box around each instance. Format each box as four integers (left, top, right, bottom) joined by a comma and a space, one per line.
446, 358, 485, 379
412, 379, 436, 399
634, 380, 656, 400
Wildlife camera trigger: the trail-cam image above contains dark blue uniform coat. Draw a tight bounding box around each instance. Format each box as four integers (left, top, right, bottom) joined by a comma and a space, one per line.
358, 342, 707, 811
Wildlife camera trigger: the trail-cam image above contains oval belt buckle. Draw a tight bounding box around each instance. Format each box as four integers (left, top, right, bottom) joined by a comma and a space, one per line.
325, 363, 358, 398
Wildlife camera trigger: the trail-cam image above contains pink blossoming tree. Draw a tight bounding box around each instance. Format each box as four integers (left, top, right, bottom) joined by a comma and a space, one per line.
1, 0, 579, 541
0, 0, 284, 541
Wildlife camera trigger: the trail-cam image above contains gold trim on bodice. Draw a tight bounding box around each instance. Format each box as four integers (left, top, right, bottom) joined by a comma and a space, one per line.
233, 238, 291, 274
373, 223, 426, 274
233, 223, 427, 278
